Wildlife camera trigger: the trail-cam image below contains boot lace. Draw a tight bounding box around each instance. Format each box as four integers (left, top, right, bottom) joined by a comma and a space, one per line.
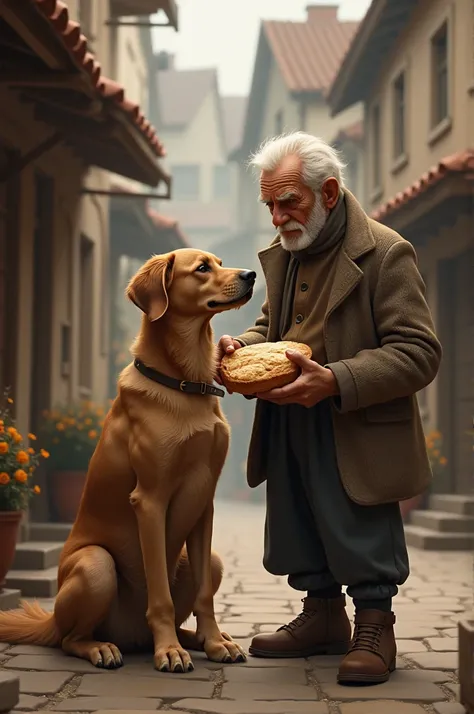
348, 622, 384, 654
278, 607, 315, 633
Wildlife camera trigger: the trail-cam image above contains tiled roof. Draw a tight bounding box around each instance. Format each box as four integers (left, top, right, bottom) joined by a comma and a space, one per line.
33, 0, 165, 157
263, 9, 359, 94
371, 150, 474, 222
332, 120, 364, 145
147, 208, 189, 246
157, 68, 216, 128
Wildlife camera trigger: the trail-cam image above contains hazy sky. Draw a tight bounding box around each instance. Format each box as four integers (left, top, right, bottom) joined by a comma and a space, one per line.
152, 0, 372, 96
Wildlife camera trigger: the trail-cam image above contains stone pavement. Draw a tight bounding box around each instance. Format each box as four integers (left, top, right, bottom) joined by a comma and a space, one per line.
1, 500, 472, 714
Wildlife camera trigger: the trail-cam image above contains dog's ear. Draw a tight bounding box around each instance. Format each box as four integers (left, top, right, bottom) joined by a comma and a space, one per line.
126, 253, 176, 322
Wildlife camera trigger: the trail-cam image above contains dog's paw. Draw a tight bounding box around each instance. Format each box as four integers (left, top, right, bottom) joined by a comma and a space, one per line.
91, 643, 124, 669
204, 634, 247, 664
154, 645, 194, 673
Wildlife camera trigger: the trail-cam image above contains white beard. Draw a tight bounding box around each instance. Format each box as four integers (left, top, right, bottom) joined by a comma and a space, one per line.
278, 192, 328, 252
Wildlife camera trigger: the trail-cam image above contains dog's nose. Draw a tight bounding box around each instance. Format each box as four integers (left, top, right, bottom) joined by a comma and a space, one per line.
239, 270, 256, 282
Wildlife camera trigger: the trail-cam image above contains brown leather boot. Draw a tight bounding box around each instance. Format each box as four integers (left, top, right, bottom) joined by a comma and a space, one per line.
249, 595, 351, 658
337, 610, 396, 684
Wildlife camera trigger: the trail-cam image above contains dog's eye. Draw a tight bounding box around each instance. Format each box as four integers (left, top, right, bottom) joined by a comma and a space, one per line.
195, 263, 210, 273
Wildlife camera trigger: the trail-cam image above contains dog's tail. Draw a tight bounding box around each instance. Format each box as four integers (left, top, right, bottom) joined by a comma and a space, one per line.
0, 601, 60, 647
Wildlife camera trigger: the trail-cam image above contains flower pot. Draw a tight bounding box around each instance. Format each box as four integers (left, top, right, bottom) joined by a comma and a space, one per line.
0, 511, 23, 590
49, 470, 87, 523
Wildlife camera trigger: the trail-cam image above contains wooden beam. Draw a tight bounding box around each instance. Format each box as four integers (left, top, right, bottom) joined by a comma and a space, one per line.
0, 69, 90, 92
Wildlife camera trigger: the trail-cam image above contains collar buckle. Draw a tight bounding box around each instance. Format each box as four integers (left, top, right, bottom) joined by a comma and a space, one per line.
179, 380, 187, 392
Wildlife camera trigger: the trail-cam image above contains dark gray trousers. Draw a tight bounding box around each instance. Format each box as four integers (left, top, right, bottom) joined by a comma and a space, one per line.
263, 398, 410, 602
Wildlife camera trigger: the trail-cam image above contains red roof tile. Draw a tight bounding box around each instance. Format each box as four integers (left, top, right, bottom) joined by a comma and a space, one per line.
147, 208, 189, 246
263, 7, 358, 94
332, 120, 363, 145
371, 149, 474, 222
33, 0, 165, 158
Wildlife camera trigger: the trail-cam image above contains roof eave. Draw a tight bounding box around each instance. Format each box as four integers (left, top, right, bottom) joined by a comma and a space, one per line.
328, 0, 416, 116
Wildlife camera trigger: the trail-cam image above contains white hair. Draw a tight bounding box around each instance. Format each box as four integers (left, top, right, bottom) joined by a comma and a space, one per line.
249, 131, 346, 189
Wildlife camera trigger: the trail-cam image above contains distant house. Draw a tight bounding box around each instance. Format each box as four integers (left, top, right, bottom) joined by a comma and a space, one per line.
233, 4, 363, 255
152, 54, 246, 250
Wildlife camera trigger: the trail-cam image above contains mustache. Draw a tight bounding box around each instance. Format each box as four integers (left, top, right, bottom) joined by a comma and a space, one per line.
280, 221, 305, 233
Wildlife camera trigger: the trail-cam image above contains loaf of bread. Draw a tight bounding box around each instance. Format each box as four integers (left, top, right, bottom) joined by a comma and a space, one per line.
220, 341, 312, 396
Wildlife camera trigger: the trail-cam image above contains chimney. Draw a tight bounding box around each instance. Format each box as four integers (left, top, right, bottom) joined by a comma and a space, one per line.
306, 4, 339, 24
156, 51, 174, 71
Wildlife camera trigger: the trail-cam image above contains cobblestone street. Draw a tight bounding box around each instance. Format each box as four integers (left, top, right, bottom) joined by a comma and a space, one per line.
1, 501, 472, 714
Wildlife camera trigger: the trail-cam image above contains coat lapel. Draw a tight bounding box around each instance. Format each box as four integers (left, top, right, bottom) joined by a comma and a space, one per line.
326, 190, 376, 320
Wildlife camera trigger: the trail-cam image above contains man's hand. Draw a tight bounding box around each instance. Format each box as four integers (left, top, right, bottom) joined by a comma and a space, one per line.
255, 349, 339, 407
215, 334, 242, 388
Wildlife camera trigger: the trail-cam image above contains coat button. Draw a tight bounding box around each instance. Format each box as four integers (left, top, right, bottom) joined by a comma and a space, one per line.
295, 314, 304, 324
300, 282, 309, 292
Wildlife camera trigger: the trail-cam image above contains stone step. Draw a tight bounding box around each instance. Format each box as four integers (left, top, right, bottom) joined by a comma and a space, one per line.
410, 509, 474, 533
404, 524, 474, 551
0, 589, 21, 611
28, 523, 71, 542
12, 542, 63, 571
0, 672, 19, 713
429, 493, 474, 516
4, 567, 58, 598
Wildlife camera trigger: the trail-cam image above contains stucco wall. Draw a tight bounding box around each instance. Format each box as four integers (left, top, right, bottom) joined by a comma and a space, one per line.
366, 0, 473, 209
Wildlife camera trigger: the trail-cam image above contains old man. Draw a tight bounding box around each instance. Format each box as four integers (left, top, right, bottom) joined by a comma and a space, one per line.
217, 132, 442, 685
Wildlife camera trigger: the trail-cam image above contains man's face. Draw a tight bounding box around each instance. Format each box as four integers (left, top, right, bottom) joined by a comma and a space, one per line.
259, 154, 328, 251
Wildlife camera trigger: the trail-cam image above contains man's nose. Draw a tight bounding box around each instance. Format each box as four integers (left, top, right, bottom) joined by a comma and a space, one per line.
272, 207, 289, 228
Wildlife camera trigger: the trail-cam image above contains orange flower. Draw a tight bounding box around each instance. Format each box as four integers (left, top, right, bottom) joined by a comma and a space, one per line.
0, 425, 4, 434
56, 422, 65, 431
40, 449, 50, 459
84, 418, 92, 426
13, 433, 22, 443
0, 420, 3, 426
16, 451, 29, 464
433, 449, 440, 458
88, 430, 97, 439
439, 456, 448, 466
7, 397, 13, 404
33, 485, 41, 494
27, 447, 35, 455
0, 472, 10, 484
29, 467, 34, 473
14, 469, 28, 482
28, 433, 37, 441
7, 426, 17, 437
0, 442, 9, 454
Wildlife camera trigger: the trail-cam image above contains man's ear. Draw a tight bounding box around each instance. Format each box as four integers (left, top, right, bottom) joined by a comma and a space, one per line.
126, 253, 175, 322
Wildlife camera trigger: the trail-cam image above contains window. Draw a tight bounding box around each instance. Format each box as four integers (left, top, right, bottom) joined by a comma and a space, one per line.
431, 21, 449, 127
171, 165, 200, 200
275, 110, 284, 135
79, 235, 94, 392
371, 103, 381, 190
213, 165, 231, 199
393, 71, 406, 158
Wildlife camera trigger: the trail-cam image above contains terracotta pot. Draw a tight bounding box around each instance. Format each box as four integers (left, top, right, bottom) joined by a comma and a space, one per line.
49, 470, 87, 523
0, 511, 23, 590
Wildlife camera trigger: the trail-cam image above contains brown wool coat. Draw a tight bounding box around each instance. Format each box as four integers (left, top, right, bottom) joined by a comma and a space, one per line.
237, 190, 442, 506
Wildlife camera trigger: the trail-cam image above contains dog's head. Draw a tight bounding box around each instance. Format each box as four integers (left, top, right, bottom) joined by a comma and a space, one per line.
126, 248, 256, 322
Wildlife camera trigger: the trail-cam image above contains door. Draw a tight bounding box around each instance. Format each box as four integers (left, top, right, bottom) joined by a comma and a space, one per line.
437, 248, 474, 494
29, 173, 54, 433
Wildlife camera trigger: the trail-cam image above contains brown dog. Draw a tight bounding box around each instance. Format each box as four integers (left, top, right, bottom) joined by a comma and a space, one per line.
0, 248, 255, 673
